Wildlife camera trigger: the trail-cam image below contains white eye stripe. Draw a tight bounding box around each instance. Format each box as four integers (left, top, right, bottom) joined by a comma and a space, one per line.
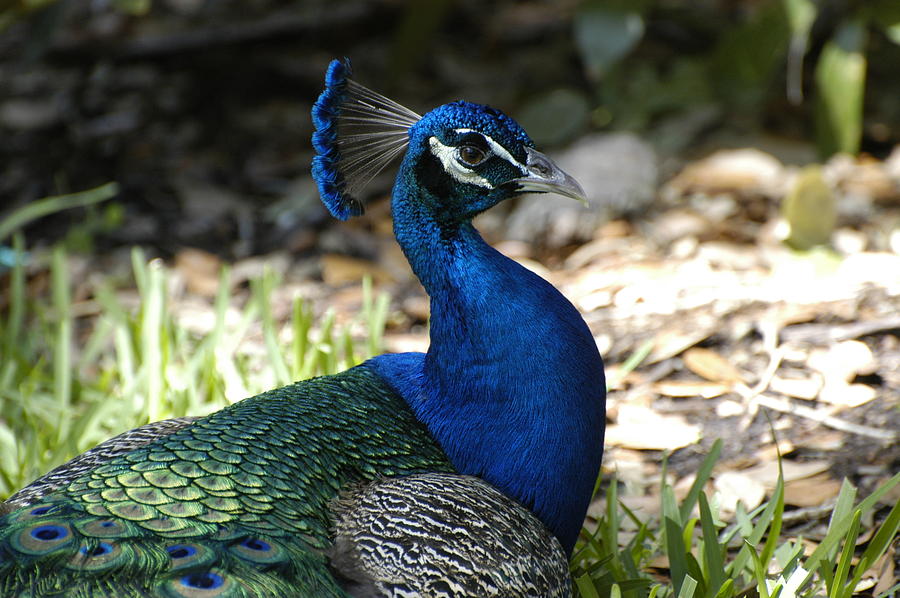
453, 128, 528, 176
429, 137, 493, 189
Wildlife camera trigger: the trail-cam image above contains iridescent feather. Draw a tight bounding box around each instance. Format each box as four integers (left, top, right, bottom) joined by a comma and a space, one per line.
311, 58, 420, 220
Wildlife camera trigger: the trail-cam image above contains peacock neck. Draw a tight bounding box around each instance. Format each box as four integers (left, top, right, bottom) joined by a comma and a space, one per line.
374, 180, 606, 555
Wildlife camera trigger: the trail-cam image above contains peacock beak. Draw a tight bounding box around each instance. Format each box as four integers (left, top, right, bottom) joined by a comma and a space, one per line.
510, 147, 588, 205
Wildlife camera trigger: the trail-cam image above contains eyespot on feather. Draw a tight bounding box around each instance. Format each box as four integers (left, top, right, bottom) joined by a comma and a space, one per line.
229, 536, 287, 565
74, 517, 139, 538
11, 521, 75, 555
162, 569, 239, 597
5, 502, 64, 523
65, 540, 126, 571
166, 542, 216, 571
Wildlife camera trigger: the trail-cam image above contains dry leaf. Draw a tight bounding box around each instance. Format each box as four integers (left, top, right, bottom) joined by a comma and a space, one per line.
818, 382, 877, 408
715, 400, 744, 417
743, 460, 832, 489
769, 375, 822, 400
667, 148, 785, 196
808, 340, 877, 384
646, 327, 716, 364
784, 472, 842, 507
320, 254, 393, 286
605, 404, 701, 451
802, 430, 845, 451
714, 471, 766, 514
174, 248, 222, 297
755, 440, 796, 462
871, 546, 896, 597
655, 380, 730, 398
683, 347, 744, 384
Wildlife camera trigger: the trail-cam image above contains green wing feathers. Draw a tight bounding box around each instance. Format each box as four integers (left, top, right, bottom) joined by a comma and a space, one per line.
0, 366, 453, 597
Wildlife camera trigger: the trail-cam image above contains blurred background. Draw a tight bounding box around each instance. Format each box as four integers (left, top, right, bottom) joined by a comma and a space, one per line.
2, 0, 898, 255
0, 2, 898, 585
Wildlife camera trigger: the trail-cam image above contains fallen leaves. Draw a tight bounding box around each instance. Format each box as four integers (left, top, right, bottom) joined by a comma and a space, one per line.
682, 347, 744, 385
605, 404, 701, 451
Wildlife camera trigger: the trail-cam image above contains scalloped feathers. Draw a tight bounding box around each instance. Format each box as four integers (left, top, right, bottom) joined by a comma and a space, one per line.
0, 367, 452, 597
311, 58, 421, 220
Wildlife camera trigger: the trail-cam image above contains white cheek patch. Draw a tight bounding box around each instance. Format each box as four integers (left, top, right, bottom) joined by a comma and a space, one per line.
428, 137, 494, 189
454, 128, 529, 176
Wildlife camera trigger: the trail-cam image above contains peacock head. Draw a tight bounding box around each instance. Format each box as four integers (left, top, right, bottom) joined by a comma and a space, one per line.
311, 58, 585, 224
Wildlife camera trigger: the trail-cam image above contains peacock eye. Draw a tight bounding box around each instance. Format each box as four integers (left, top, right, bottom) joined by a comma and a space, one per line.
456, 144, 487, 167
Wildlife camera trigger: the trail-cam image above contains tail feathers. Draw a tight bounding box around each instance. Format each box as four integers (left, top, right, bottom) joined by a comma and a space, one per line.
0, 499, 346, 597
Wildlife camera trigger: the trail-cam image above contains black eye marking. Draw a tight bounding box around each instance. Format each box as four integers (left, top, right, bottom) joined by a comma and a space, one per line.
456, 144, 488, 167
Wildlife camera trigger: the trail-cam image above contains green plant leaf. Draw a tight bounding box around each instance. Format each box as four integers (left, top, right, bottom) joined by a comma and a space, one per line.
576, 572, 603, 598
847, 499, 900, 598
712, 0, 790, 104
111, 0, 150, 15
574, 5, 644, 79
782, 0, 817, 103
0, 182, 118, 243
678, 575, 698, 598
516, 89, 590, 146
801, 472, 900, 590
814, 20, 867, 156
666, 516, 690, 597
699, 492, 726, 597
781, 165, 836, 250
831, 510, 861, 598
862, 0, 900, 44
680, 439, 722, 523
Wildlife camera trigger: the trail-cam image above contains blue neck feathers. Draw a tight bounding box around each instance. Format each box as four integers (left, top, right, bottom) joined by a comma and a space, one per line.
369, 173, 606, 555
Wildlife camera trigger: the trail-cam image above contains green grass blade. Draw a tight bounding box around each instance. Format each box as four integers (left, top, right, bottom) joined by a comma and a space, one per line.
699, 492, 726, 596
759, 457, 785, 575
604, 477, 620, 564
831, 509, 861, 598
2, 234, 27, 361
141, 258, 166, 422
254, 269, 290, 386
746, 539, 770, 598
712, 579, 734, 598
877, 582, 900, 598
680, 439, 722, 522
0, 182, 118, 242
51, 246, 72, 444
855, 498, 900, 587
576, 572, 603, 598
677, 575, 698, 598
665, 516, 690, 597
800, 472, 899, 588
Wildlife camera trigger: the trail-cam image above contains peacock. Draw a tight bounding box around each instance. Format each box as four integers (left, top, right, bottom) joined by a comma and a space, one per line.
0, 58, 606, 597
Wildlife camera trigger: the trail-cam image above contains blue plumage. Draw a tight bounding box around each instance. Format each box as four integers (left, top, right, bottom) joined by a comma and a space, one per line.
311, 58, 420, 220
311, 58, 356, 219
311, 60, 607, 553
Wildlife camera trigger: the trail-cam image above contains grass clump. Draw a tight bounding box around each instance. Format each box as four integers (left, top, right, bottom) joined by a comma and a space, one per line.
573, 439, 899, 598
0, 236, 388, 497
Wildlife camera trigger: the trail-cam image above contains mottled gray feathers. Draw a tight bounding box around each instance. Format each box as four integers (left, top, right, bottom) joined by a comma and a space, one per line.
329, 473, 572, 598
